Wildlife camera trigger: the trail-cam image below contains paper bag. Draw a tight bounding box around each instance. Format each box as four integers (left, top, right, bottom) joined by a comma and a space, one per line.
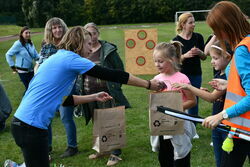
92, 106, 126, 153
149, 91, 184, 135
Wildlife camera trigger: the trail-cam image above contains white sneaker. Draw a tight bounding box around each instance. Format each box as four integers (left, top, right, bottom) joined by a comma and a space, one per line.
193, 134, 199, 139
210, 142, 213, 147
4, 160, 19, 167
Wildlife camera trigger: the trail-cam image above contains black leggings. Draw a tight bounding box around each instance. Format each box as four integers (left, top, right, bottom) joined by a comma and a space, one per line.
18, 71, 34, 90
221, 138, 250, 167
158, 136, 190, 167
11, 117, 49, 167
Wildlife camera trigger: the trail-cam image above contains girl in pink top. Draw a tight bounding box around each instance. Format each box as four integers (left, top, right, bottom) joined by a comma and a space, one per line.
152, 41, 196, 167
153, 41, 196, 109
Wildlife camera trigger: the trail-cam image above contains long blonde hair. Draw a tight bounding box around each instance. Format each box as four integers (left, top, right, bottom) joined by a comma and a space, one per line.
206, 1, 250, 49
154, 41, 183, 71
44, 17, 68, 45
57, 26, 91, 55
176, 12, 194, 34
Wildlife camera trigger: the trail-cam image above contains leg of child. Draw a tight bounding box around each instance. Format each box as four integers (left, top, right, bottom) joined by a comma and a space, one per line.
174, 152, 191, 167
158, 136, 174, 167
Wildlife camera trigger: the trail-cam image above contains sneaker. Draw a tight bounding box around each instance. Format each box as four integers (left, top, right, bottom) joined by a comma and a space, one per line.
193, 134, 199, 139
60, 147, 78, 158
4, 160, 19, 167
210, 142, 213, 147
88, 152, 110, 160
49, 154, 52, 162
106, 154, 122, 166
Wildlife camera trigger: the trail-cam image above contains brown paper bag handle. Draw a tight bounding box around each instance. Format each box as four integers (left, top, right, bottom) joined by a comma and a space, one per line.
100, 98, 116, 108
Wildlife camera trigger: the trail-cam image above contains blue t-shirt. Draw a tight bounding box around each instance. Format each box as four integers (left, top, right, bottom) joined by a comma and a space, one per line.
14, 49, 95, 129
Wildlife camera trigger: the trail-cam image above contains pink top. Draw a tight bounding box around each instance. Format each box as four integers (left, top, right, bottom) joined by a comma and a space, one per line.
154, 72, 190, 102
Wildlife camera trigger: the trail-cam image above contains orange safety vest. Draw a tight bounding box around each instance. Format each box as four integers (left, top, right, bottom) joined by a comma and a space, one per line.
223, 36, 250, 132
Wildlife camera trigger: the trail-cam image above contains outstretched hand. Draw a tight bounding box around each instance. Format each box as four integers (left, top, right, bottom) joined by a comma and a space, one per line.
209, 79, 227, 91
95, 92, 113, 102
149, 79, 167, 91
171, 83, 190, 90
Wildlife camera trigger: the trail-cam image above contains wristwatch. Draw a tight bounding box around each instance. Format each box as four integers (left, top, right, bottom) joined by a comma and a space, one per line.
222, 110, 229, 120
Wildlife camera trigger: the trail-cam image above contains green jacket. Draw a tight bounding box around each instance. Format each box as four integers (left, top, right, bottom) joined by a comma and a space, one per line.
81, 40, 131, 125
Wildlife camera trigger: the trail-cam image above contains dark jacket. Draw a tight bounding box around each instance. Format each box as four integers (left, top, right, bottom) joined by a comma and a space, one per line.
0, 84, 12, 123
81, 40, 131, 125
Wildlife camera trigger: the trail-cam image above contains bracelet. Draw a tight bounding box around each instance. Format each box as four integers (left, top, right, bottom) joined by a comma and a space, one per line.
146, 80, 151, 89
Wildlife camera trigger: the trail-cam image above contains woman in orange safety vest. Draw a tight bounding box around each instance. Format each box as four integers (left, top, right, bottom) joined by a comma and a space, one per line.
202, 1, 250, 167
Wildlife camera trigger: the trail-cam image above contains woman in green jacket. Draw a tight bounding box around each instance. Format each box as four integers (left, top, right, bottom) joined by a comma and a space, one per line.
80, 22, 130, 166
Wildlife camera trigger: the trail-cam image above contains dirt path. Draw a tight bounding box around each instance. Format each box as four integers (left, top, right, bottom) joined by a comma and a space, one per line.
0, 23, 166, 42
0, 32, 42, 42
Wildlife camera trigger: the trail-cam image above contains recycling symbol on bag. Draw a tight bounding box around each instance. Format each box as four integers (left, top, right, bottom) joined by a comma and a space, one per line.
153, 120, 161, 127
102, 136, 108, 142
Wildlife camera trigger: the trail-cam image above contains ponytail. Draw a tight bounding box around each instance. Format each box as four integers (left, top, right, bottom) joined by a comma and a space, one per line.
170, 41, 183, 65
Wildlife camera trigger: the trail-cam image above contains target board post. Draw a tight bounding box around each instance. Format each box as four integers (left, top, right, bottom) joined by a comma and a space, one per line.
124, 29, 158, 75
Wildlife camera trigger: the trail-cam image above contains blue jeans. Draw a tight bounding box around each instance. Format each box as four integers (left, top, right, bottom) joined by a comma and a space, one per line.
59, 105, 77, 148
212, 129, 227, 167
18, 72, 34, 90
187, 75, 201, 117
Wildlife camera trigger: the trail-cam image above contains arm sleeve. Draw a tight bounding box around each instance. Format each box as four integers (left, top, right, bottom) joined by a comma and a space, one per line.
5, 41, 19, 67
197, 33, 205, 51
32, 45, 40, 60
226, 46, 250, 118
62, 95, 74, 106
85, 65, 129, 84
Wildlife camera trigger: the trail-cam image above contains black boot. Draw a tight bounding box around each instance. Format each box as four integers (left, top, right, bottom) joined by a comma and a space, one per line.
60, 147, 78, 158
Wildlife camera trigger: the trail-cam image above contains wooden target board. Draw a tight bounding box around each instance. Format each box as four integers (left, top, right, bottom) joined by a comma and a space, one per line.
124, 29, 158, 75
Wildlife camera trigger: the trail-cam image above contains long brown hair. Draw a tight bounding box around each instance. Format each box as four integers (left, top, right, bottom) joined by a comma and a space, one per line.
19, 26, 32, 46
57, 26, 91, 55
206, 1, 250, 50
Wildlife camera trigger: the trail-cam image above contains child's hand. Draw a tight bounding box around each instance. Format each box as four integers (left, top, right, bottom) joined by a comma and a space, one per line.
171, 83, 190, 90
209, 79, 227, 91
95, 92, 113, 102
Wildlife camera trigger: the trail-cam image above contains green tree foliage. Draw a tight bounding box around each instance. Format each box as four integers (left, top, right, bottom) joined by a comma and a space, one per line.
22, 0, 54, 27
82, 0, 219, 25
231, 0, 250, 18
53, 0, 85, 26
0, 0, 25, 25
1, 0, 249, 27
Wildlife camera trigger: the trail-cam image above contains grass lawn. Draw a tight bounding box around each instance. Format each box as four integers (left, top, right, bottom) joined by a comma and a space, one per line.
0, 25, 43, 37
0, 22, 248, 167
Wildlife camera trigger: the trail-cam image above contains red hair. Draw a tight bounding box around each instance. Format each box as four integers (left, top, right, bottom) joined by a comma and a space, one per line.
206, 1, 250, 49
